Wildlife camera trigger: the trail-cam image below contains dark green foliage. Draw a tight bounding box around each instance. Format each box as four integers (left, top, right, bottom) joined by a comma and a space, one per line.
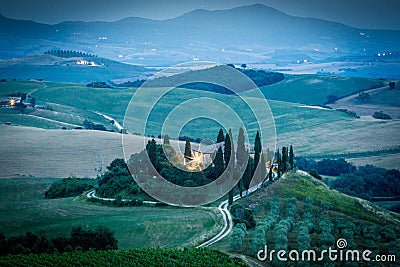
214, 147, 225, 178
282, 146, 288, 173
107, 158, 128, 171
251, 227, 266, 255
356, 92, 371, 102
86, 81, 112, 88
45, 50, 97, 58
275, 148, 281, 178
118, 79, 146, 88
242, 156, 254, 190
178, 82, 234, 94
97, 158, 140, 198
217, 128, 225, 143
331, 165, 400, 199
240, 68, 284, 88
230, 223, 247, 251
224, 131, 232, 168
14, 101, 26, 112
336, 108, 360, 118
326, 94, 339, 104
44, 177, 94, 199
309, 169, 322, 180
0, 226, 117, 256
69, 226, 118, 252
0, 248, 247, 267
253, 131, 262, 177
228, 189, 234, 205
260, 153, 266, 182
372, 111, 392, 120
230, 204, 256, 229
83, 119, 107, 131
146, 139, 157, 167
130, 140, 216, 187
318, 218, 334, 252
296, 157, 356, 176
184, 138, 192, 159
297, 197, 313, 264
252, 197, 280, 252
236, 128, 246, 167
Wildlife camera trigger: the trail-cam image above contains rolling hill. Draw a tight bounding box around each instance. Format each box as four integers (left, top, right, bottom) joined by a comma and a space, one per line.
0, 54, 151, 83
0, 75, 399, 179
211, 172, 400, 265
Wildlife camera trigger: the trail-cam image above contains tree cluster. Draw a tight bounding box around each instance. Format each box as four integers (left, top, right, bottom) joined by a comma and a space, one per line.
229, 223, 247, 251
97, 158, 141, 199
297, 197, 314, 267
295, 157, 356, 176
372, 111, 392, 120
45, 177, 94, 199
251, 197, 280, 254
83, 119, 107, 131
45, 50, 97, 58
86, 81, 112, 88
331, 165, 400, 200
0, 226, 117, 256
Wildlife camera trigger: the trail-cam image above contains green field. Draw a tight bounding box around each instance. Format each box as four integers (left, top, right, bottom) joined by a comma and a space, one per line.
1, 78, 399, 180
0, 178, 221, 249
0, 248, 248, 267
249, 74, 384, 105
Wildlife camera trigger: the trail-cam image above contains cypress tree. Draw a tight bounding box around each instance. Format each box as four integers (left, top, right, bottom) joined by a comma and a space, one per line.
275, 148, 281, 178
253, 131, 262, 172
163, 135, 170, 145
282, 146, 287, 173
268, 165, 273, 181
236, 128, 246, 167
228, 188, 234, 205
217, 128, 225, 143
237, 128, 247, 196
224, 131, 232, 168
184, 138, 192, 159
260, 152, 266, 183
226, 129, 235, 204
214, 147, 225, 178
243, 154, 253, 190
289, 145, 294, 171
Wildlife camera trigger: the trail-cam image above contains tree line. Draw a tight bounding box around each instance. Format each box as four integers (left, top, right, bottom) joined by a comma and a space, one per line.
0, 226, 117, 256
296, 157, 400, 202
45, 50, 97, 58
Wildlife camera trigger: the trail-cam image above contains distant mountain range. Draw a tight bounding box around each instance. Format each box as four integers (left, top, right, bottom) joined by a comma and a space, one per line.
1, 4, 400, 66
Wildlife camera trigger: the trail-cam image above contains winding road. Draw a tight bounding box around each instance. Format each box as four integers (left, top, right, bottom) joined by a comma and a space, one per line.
86, 184, 261, 248
196, 195, 240, 248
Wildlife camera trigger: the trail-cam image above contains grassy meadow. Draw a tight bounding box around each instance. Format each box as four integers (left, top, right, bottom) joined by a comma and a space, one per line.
0, 178, 221, 249
0, 77, 399, 180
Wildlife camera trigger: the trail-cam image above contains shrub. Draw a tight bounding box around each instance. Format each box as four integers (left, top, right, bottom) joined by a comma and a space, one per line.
372, 111, 392, 120
45, 177, 94, 199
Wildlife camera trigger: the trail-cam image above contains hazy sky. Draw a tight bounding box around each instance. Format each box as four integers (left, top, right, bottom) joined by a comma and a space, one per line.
1, 0, 400, 30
